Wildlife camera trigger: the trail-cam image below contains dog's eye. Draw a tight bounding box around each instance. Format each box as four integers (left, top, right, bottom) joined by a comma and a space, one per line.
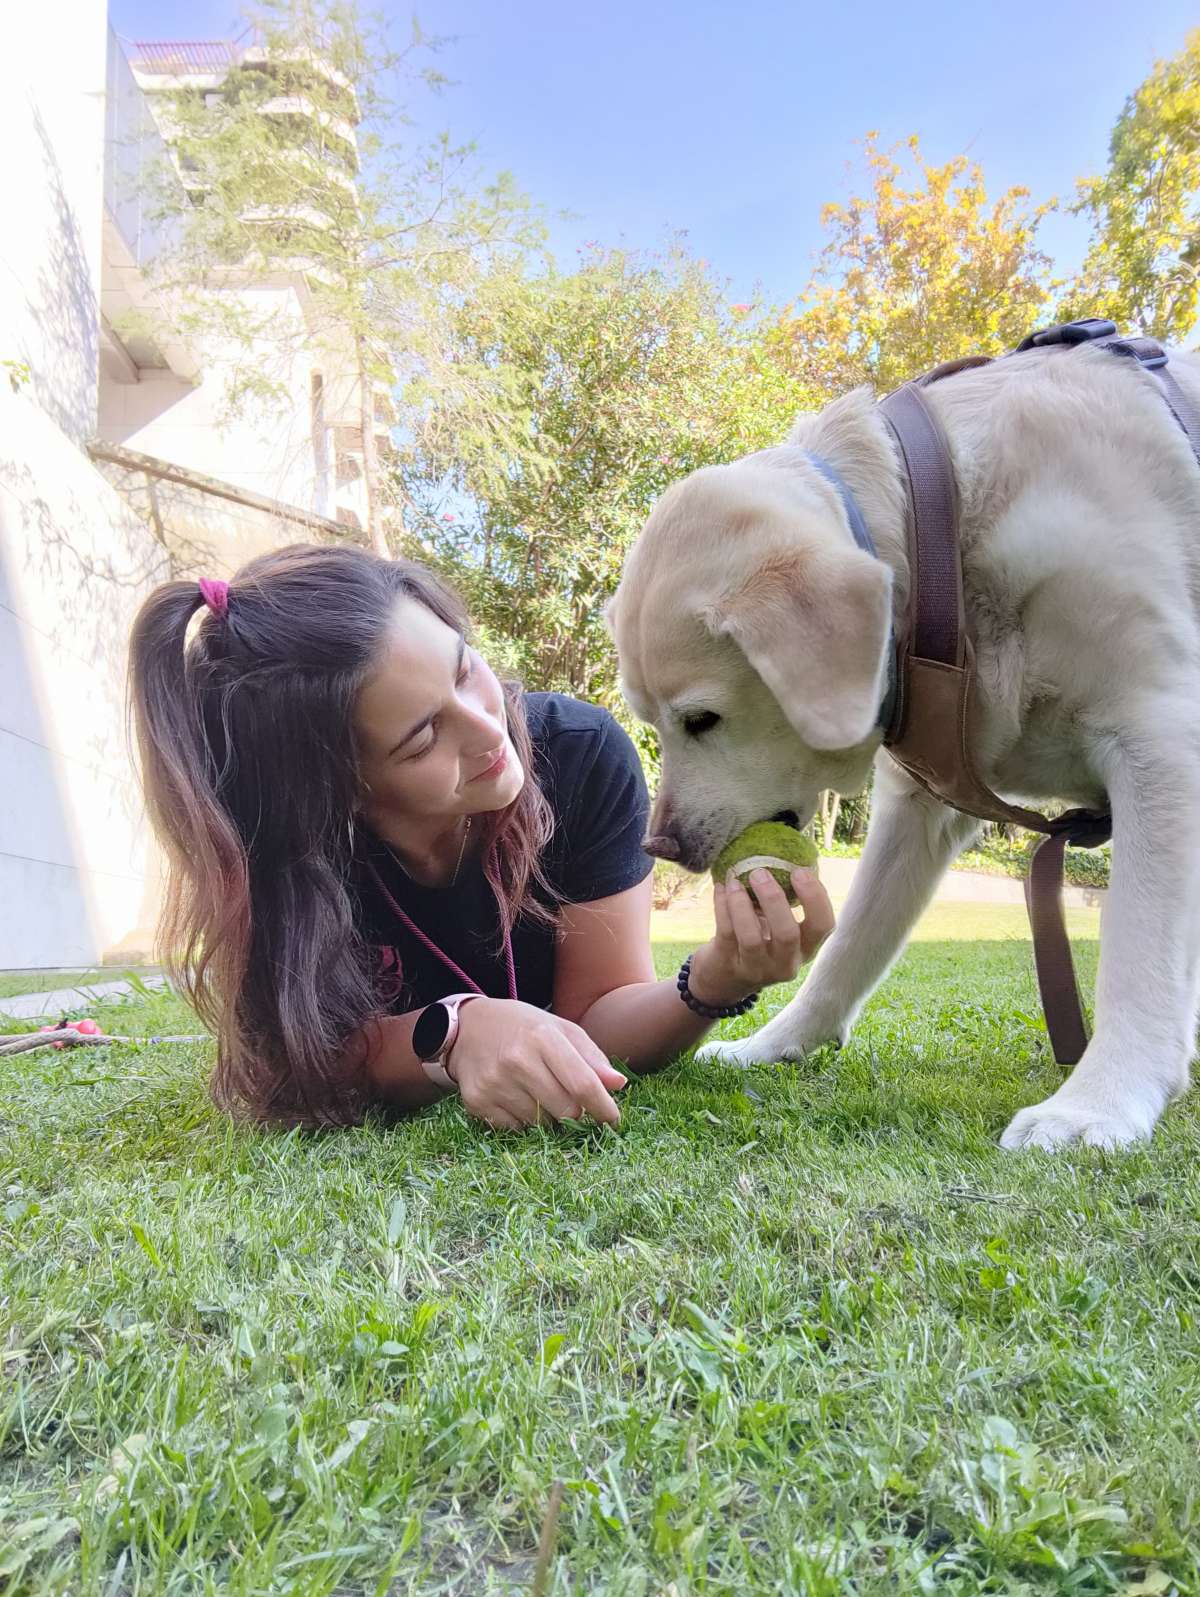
683, 711, 721, 737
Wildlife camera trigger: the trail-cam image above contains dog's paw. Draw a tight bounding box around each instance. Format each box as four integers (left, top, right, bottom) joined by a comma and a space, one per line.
1000, 1088, 1158, 1153
695, 1031, 826, 1069
694, 1036, 775, 1069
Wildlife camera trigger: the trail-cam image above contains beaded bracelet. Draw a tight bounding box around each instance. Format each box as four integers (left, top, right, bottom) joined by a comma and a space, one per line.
675, 955, 760, 1020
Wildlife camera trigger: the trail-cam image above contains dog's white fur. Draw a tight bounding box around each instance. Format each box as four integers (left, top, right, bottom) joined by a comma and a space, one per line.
609, 346, 1200, 1151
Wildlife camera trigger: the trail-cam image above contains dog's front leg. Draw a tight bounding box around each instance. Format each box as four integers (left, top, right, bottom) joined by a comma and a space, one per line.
698, 754, 980, 1067
1001, 720, 1200, 1151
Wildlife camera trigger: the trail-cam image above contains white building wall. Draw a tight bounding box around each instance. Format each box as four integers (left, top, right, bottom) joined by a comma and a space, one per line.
0, 0, 167, 968
0, 388, 168, 966
97, 284, 331, 516
0, 0, 107, 444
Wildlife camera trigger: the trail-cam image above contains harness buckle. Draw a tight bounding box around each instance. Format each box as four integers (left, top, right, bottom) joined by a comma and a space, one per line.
1015, 318, 1118, 352
1049, 808, 1113, 851
1015, 319, 1170, 371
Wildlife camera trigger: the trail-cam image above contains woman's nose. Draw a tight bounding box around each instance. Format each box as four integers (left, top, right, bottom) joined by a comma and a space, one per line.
459, 703, 505, 751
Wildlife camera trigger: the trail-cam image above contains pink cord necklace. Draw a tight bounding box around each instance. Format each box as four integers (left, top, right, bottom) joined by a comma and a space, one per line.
367, 846, 518, 1002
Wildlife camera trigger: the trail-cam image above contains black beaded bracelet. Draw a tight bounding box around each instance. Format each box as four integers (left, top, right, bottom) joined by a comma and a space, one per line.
676, 955, 760, 1020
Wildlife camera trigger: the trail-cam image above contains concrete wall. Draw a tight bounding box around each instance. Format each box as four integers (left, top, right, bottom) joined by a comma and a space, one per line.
97, 284, 335, 515
0, 1, 167, 968
0, 0, 107, 445
0, 386, 168, 968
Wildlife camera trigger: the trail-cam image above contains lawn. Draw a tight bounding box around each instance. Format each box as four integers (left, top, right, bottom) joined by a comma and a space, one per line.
0, 971, 110, 1002
2, 908, 1198, 1595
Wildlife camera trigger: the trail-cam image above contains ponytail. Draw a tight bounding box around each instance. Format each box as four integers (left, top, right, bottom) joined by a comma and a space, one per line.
128, 583, 253, 1074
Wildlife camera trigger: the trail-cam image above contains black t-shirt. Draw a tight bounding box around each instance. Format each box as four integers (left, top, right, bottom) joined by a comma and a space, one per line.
353, 693, 653, 1014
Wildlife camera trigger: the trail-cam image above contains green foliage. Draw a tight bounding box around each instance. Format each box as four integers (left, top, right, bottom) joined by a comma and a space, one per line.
826, 823, 1112, 889
1061, 29, 1200, 340
2, 358, 31, 394
765, 134, 1054, 397
959, 831, 1112, 890
651, 858, 693, 910
400, 244, 806, 715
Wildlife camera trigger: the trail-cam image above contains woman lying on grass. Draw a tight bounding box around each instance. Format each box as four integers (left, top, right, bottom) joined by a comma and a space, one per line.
129, 545, 833, 1129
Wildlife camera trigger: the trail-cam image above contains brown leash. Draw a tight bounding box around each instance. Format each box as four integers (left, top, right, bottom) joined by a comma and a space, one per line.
878, 320, 1197, 1065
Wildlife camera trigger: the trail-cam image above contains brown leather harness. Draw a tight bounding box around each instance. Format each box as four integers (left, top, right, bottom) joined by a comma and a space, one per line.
876, 319, 1200, 1065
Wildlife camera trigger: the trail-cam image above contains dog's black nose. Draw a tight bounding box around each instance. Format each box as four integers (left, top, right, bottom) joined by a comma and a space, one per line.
771, 810, 800, 829
643, 833, 682, 861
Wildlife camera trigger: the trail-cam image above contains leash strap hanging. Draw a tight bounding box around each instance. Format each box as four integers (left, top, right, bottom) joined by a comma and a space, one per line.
1024, 810, 1113, 1064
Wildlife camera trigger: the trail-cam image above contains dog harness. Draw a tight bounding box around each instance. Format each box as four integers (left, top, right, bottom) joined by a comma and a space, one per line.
875, 319, 1200, 1065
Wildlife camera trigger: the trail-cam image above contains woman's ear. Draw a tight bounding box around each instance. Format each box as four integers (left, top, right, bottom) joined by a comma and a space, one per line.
704, 544, 893, 750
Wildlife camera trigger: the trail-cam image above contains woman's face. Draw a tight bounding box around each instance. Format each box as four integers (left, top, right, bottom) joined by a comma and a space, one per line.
355, 597, 525, 827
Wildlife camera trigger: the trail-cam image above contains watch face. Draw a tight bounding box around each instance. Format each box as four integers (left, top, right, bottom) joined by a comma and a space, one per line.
413, 1001, 452, 1062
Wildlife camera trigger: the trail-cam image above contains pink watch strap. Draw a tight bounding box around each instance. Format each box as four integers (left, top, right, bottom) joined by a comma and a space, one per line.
417, 992, 481, 1091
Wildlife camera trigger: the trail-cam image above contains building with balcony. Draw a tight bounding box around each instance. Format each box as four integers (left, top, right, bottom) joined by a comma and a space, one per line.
96, 24, 384, 552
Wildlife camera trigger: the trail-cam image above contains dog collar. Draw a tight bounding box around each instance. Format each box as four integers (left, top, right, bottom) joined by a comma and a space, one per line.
808, 452, 876, 557
807, 452, 898, 734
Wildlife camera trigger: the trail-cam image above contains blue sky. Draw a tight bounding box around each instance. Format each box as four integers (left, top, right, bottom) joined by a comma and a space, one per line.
108, 0, 1196, 306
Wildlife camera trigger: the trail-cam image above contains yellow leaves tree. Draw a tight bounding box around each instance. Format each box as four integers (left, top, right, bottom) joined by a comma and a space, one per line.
767, 134, 1054, 396
1061, 29, 1200, 342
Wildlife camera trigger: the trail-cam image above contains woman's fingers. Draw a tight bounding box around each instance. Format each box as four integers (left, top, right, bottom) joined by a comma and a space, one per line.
540, 1028, 623, 1127
712, 880, 735, 946
481, 1106, 524, 1131
791, 868, 836, 960
557, 1016, 623, 1082
745, 870, 802, 948
553, 1018, 629, 1097
724, 872, 767, 950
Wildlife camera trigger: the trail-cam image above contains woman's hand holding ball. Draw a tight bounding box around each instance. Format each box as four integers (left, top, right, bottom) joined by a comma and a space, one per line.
688, 825, 834, 1007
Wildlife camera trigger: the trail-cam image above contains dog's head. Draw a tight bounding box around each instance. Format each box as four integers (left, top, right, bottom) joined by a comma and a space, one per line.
609, 448, 894, 871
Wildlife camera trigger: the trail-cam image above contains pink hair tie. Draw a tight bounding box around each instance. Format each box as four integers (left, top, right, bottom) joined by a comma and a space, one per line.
197, 578, 230, 617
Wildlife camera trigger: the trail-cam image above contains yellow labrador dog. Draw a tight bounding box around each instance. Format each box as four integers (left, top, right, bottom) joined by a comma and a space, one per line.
609, 346, 1200, 1151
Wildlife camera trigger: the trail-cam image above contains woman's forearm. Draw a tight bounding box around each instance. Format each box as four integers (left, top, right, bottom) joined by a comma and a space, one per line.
576, 976, 719, 1074
358, 1011, 448, 1111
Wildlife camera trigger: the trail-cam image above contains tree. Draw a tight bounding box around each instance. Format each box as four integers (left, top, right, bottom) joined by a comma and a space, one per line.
399, 244, 801, 718
143, 0, 541, 556
1061, 29, 1200, 341
766, 134, 1054, 396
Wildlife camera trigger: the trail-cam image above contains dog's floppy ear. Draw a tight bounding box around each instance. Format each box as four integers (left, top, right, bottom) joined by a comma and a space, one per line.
705, 545, 893, 750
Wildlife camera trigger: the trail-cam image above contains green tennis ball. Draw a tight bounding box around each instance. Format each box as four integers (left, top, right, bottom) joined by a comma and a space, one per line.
711, 822, 819, 903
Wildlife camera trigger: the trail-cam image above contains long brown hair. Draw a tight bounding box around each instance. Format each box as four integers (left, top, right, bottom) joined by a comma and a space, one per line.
128, 543, 554, 1125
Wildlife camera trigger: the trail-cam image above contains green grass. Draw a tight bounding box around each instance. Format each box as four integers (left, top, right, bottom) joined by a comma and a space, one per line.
820, 836, 1111, 890
2, 925, 1198, 1595
0, 971, 108, 1002
652, 898, 1102, 952
0, 969, 162, 1004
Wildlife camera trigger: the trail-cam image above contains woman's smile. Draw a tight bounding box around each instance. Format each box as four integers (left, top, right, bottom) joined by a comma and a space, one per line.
469, 744, 510, 785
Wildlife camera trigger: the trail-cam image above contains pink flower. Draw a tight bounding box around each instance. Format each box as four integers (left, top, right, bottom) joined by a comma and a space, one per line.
730, 303, 750, 314
442, 513, 456, 523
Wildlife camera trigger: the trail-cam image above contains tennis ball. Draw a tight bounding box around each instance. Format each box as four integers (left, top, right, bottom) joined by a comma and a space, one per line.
712, 822, 819, 903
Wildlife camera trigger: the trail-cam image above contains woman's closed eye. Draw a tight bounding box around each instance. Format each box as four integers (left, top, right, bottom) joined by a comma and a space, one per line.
404, 724, 438, 762
400, 650, 475, 762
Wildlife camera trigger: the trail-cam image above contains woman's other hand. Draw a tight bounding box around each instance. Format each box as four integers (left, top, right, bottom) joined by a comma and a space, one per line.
449, 998, 628, 1131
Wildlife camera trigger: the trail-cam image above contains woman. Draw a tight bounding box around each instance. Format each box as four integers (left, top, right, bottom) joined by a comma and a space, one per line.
129, 544, 833, 1129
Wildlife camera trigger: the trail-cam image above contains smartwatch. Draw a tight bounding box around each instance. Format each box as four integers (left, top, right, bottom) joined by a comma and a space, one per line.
412, 992, 481, 1089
